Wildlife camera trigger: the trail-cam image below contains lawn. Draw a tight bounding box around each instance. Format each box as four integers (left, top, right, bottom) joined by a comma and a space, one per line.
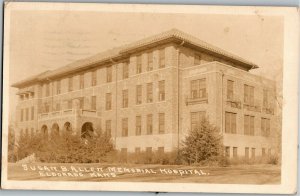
7, 163, 280, 184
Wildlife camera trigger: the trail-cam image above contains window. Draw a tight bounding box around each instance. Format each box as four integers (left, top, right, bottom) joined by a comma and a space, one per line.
31, 107, 36, 118
262, 148, 266, 157
68, 77, 73, 92
136, 116, 142, 136
191, 111, 206, 131
20, 109, 24, 122
79, 99, 84, 109
122, 118, 128, 137
158, 80, 165, 101
191, 79, 207, 99
227, 80, 234, 100
107, 66, 112, 82
244, 115, 255, 135
233, 147, 238, 158
106, 93, 112, 110
146, 147, 152, 155
225, 112, 236, 134
105, 120, 111, 135
121, 148, 127, 162
91, 96, 96, 110
56, 80, 61, 94
245, 147, 249, 159
225, 146, 230, 157
136, 55, 142, 74
147, 52, 153, 71
80, 74, 84, 89
122, 90, 128, 108
123, 61, 129, 79
263, 89, 268, 107
25, 108, 29, 121
194, 53, 201, 65
251, 148, 256, 159
67, 100, 72, 109
159, 49, 165, 68
147, 114, 153, 135
55, 103, 60, 111
158, 113, 165, 134
135, 147, 141, 154
45, 83, 50, 97
244, 84, 254, 105
92, 70, 97, 86
158, 147, 164, 155
136, 85, 142, 105
261, 118, 270, 137
147, 83, 153, 103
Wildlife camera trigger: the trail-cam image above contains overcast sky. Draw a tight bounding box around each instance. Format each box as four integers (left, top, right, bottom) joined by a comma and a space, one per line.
8, 10, 283, 122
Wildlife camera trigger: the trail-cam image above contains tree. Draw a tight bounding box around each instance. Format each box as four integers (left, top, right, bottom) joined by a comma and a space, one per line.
180, 117, 223, 165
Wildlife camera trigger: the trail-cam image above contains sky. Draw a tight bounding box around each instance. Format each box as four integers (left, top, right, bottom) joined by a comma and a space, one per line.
7, 9, 283, 122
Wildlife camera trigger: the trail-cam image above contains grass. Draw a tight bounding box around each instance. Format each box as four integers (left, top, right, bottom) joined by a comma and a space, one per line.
7, 162, 280, 184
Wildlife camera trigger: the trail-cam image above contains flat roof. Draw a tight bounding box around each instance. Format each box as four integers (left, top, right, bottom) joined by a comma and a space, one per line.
12, 28, 259, 88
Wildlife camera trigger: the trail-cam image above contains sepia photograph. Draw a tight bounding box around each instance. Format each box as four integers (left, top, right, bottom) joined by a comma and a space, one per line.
1, 2, 298, 194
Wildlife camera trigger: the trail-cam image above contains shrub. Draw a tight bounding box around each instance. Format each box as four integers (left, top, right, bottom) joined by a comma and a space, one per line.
179, 117, 223, 165
267, 154, 279, 165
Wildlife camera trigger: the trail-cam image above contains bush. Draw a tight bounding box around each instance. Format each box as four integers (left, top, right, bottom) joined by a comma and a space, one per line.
267, 154, 279, 165
15, 130, 115, 163
179, 117, 223, 165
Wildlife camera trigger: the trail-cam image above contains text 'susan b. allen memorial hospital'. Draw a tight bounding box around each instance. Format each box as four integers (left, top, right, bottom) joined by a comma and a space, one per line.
12, 28, 279, 159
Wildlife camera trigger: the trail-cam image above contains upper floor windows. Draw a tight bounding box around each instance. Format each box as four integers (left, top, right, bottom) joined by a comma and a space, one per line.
191, 78, 207, 99
31, 106, 34, 120
136, 85, 142, 105
122, 89, 128, 108
68, 77, 73, 92
45, 83, 50, 97
261, 118, 270, 137
136, 55, 142, 74
80, 74, 84, 89
147, 114, 153, 135
106, 93, 112, 110
194, 53, 201, 65
147, 83, 153, 103
191, 111, 206, 131
225, 112, 236, 134
20, 109, 24, 122
244, 84, 254, 105
91, 70, 97, 86
147, 52, 153, 71
107, 66, 112, 83
91, 96, 96, 110
263, 89, 269, 108
158, 113, 165, 134
56, 80, 61, 95
123, 61, 129, 79
227, 80, 234, 100
158, 80, 165, 101
159, 49, 165, 68
244, 115, 255, 135
136, 115, 142, 136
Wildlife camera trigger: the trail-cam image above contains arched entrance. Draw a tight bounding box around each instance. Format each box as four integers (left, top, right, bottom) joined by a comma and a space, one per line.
41, 125, 48, 139
81, 122, 94, 139
51, 123, 60, 138
63, 122, 72, 134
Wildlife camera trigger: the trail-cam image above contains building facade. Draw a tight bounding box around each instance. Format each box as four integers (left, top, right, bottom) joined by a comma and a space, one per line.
12, 29, 278, 159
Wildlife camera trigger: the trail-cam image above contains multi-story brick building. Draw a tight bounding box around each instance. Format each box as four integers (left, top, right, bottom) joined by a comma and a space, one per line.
12, 29, 278, 159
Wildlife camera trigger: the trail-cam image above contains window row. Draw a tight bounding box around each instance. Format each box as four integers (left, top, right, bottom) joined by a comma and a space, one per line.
225, 112, 271, 136
42, 49, 166, 97
225, 146, 272, 159
226, 79, 273, 108
121, 113, 165, 137
120, 146, 165, 155
20, 107, 34, 122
